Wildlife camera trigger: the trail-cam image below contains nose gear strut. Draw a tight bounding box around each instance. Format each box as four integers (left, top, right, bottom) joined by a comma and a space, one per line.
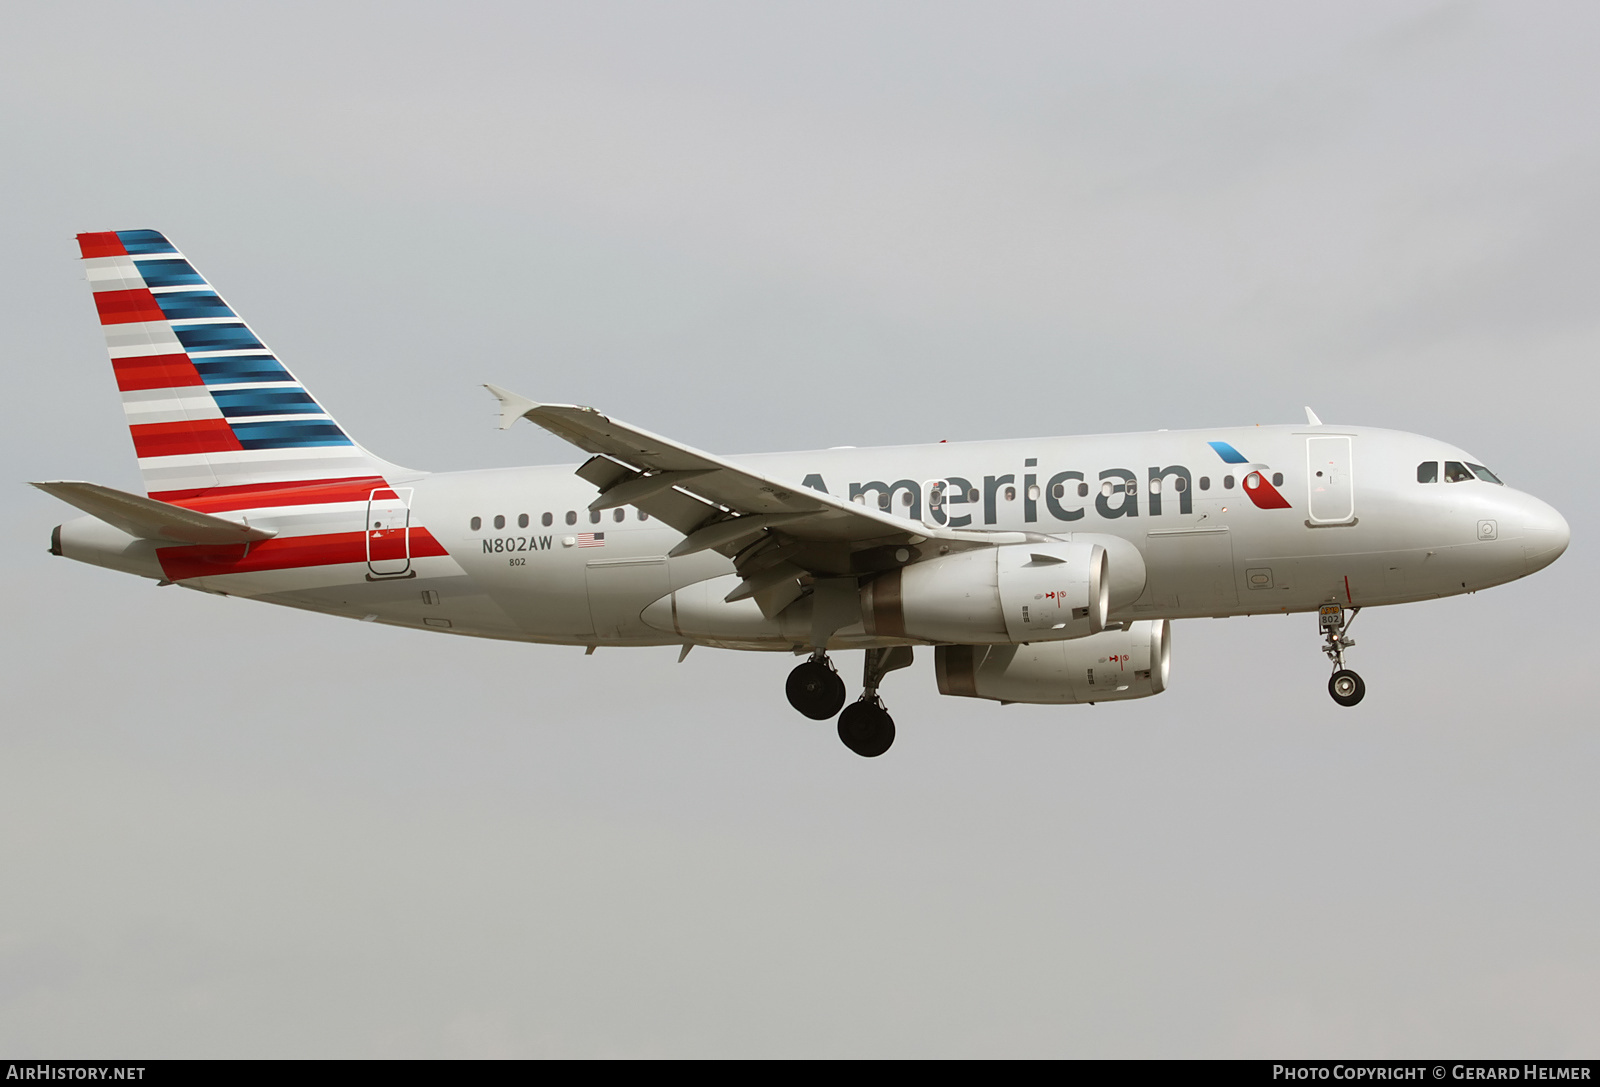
1319, 605, 1365, 707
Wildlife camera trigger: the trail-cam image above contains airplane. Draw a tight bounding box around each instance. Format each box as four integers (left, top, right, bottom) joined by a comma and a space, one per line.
36, 229, 1571, 757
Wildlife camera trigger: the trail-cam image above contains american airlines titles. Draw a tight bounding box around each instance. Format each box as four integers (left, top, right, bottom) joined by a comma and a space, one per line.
801, 456, 1240, 527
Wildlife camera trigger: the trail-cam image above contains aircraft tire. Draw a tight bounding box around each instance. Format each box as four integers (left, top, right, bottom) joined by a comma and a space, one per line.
787, 661, 847, 720
1329, 669, 1366, 707
837, 700, 895, 757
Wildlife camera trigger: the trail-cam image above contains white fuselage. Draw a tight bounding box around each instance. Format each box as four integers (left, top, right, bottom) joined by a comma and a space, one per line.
54, 423, 1570, 652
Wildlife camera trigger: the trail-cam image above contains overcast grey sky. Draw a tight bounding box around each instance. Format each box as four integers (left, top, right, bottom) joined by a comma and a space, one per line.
3, 1, 1597, 1057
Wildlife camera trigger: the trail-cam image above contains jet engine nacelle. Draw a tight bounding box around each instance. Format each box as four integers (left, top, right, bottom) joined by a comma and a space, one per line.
933, 620, 1170, 704
862, 540, 1112, 644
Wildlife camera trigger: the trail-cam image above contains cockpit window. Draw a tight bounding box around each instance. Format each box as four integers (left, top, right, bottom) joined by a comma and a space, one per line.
1468, 463, 1503, 485
1444, 461, 1474, 483
1417, 461, 1438, 483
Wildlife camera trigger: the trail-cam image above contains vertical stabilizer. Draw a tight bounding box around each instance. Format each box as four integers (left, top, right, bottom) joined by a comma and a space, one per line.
77, 229, 416, 502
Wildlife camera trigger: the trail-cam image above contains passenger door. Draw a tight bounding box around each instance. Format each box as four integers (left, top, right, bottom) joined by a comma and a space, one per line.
1306, 437, 1355, 525
366, 487, 413, 578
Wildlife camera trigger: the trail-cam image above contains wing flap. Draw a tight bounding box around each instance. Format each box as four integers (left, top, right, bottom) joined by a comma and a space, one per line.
575, 456, 721, 536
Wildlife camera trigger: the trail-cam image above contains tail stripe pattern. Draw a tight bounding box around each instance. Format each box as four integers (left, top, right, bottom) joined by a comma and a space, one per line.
77, 229, 406, 503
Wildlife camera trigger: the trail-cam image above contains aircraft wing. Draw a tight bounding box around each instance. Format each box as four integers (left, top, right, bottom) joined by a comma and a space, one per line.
486, 386, 1025, 609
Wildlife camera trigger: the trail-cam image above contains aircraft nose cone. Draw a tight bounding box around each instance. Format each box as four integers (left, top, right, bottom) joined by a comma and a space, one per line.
1523, 498, 1570, 573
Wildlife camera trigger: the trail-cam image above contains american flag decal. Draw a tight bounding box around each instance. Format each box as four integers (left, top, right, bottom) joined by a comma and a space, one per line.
577, 532, 606, 548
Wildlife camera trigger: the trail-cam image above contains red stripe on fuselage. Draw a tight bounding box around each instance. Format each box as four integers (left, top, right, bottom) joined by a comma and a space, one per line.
94, 288, 167, 325
77, 232, 126, 259
155, 476, 392, 511
156, 528, 449, 581
112, 353, 205, 392
130, 419, 244, 458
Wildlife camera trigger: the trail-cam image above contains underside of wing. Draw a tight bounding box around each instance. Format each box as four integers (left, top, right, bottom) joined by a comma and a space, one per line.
485, 387, 1035, 614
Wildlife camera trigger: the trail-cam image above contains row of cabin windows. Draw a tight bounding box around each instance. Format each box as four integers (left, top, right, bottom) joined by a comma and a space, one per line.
867, 473, 1281, 510
1417, 461, 1503, 485
469, 509, 651, 531
470, 469, 1301, 526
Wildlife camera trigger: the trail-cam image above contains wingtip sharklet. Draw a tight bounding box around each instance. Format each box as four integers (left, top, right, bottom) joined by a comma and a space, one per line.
484, 384, 542, 430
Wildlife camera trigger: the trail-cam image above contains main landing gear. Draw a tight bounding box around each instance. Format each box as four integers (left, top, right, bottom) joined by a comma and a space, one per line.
785, 646, 913, 757
1319, 604, 1365, 707
786, 651, 847, 720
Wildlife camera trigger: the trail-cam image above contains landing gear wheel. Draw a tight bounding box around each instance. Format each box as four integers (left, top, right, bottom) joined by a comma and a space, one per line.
1318, 607, 1366, 707
1329, 669, 1366, 707
837, 700, 896, 757
787, 660, 847, 720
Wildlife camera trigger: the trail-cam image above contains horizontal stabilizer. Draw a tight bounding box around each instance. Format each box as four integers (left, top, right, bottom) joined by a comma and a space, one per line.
31, 480, 278, 544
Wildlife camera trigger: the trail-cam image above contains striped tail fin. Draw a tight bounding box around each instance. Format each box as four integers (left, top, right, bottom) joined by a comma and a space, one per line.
77, 229, 417, 504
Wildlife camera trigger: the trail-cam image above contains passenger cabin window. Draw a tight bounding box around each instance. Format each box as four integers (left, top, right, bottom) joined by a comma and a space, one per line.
1272, 472, 1283, 487
1199, 477, 1210, 491
613, 508, 625, 522
565, 511, 577, 525
493, 515, 505, 530
1003, 486, 1016, 502
1417, 462, 1439, 483
1077, 483, 1089, 498
1469, 463, 1504, 485
470, 516, 481, 531
518, 513, 529, 528
638, 510, 649, 521
542, 512, 553, 527
1444, 461, 1474, 483
1223, 475, 1235, 489
589, 509, 602, 523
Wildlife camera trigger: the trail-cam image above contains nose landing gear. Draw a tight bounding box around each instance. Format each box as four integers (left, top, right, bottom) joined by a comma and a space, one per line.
1329, 669, 1365, 706
1320, 604, 1365, 707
